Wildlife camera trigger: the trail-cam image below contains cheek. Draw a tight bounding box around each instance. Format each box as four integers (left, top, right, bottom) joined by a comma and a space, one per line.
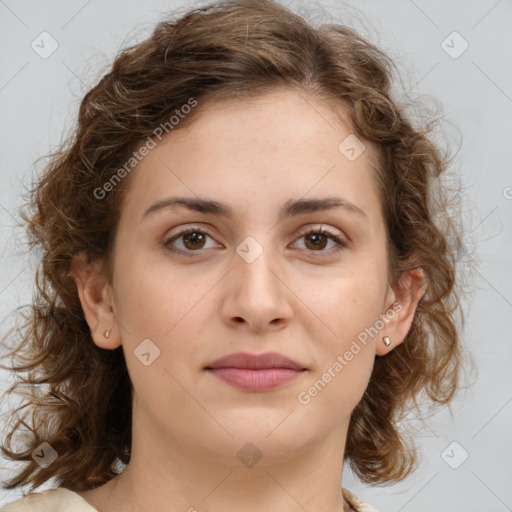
112, 261, 210, 416
305, 264, 388, 344
113, 247, 199, 334
297, 265, 387, 402
112, 252, 216, 375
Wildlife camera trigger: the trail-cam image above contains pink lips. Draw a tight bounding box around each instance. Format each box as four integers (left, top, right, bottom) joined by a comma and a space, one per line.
205, 352, 307, 392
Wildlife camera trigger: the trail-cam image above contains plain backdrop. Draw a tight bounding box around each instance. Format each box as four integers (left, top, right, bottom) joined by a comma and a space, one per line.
0, 1, 511, 511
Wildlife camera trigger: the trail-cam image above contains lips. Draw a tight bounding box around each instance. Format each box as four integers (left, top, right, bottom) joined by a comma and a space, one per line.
205, 352, 307, 392
206, 352, 305, 371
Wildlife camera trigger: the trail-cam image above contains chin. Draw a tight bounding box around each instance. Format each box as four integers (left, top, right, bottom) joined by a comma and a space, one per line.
186, 408, 327, 466
192, 432, 318, 469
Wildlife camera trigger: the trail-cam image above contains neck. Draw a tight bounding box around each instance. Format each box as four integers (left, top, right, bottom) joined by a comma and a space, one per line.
80, 408, 351, 512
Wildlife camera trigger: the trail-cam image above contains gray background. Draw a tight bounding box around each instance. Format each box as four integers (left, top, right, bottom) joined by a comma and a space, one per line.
0, 1, 511, 511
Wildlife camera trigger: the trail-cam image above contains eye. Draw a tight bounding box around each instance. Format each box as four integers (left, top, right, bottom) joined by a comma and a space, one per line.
162, 227, 220, 256
292, 226, 347, 256
162, 225, 347, 258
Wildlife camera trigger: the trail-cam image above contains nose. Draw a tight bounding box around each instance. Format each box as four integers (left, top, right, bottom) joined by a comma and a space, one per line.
220, 242, 294, 334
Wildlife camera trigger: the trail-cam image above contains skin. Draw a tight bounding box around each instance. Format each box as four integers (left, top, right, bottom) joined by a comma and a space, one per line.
71, 88, 424, 512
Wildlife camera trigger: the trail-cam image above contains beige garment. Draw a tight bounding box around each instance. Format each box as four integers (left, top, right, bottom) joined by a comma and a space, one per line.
1, 487, 96, 512
2, 486, 378, 512
343, 488, 378, 512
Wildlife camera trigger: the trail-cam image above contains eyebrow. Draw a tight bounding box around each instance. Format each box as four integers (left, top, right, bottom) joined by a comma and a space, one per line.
141, 196, 367, 221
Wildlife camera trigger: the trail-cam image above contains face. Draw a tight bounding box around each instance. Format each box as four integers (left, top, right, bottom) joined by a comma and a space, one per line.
95, 89, 401, 466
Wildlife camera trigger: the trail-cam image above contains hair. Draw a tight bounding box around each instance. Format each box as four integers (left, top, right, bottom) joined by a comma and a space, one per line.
1, 0, 463, 493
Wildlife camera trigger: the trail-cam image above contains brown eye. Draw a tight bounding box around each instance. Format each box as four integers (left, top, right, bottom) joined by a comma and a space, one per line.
163, 228, 220, 256
182, 231, 207, 250
303, 232, 329, 251
293, 227, 347, 256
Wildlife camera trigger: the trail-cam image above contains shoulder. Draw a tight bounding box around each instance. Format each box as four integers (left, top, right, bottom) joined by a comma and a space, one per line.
2, 486, 374, 512
1, 487, 97, 512
343, 488, 379, 512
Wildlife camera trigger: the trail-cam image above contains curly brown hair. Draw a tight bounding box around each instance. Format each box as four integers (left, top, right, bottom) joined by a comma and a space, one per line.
1, 0, 463, 493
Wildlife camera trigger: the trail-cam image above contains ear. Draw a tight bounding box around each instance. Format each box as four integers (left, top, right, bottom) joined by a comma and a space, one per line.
69, 252, 121, 350
375, 265, 426, 356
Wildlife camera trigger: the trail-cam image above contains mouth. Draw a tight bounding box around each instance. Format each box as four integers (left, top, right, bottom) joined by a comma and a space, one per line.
204, 352, 307, 392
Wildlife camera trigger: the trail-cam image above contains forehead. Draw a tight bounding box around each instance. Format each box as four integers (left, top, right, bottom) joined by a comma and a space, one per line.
120, 89, 382, 225
164, 89, 361, 159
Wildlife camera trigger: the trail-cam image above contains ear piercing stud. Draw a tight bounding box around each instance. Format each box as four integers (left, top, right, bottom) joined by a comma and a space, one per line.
104, 329, 111, 339
383, 336, 391, 347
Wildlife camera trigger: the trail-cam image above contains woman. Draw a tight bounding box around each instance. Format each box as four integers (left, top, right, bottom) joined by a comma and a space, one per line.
0, 1, 462, 510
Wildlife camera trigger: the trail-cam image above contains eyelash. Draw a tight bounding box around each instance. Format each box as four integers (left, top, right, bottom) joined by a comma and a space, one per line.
162, 225, 347, 258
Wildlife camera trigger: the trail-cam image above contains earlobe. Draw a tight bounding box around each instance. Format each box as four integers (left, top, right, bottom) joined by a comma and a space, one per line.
376, 266, 426, 356
69, 253, 121, 350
